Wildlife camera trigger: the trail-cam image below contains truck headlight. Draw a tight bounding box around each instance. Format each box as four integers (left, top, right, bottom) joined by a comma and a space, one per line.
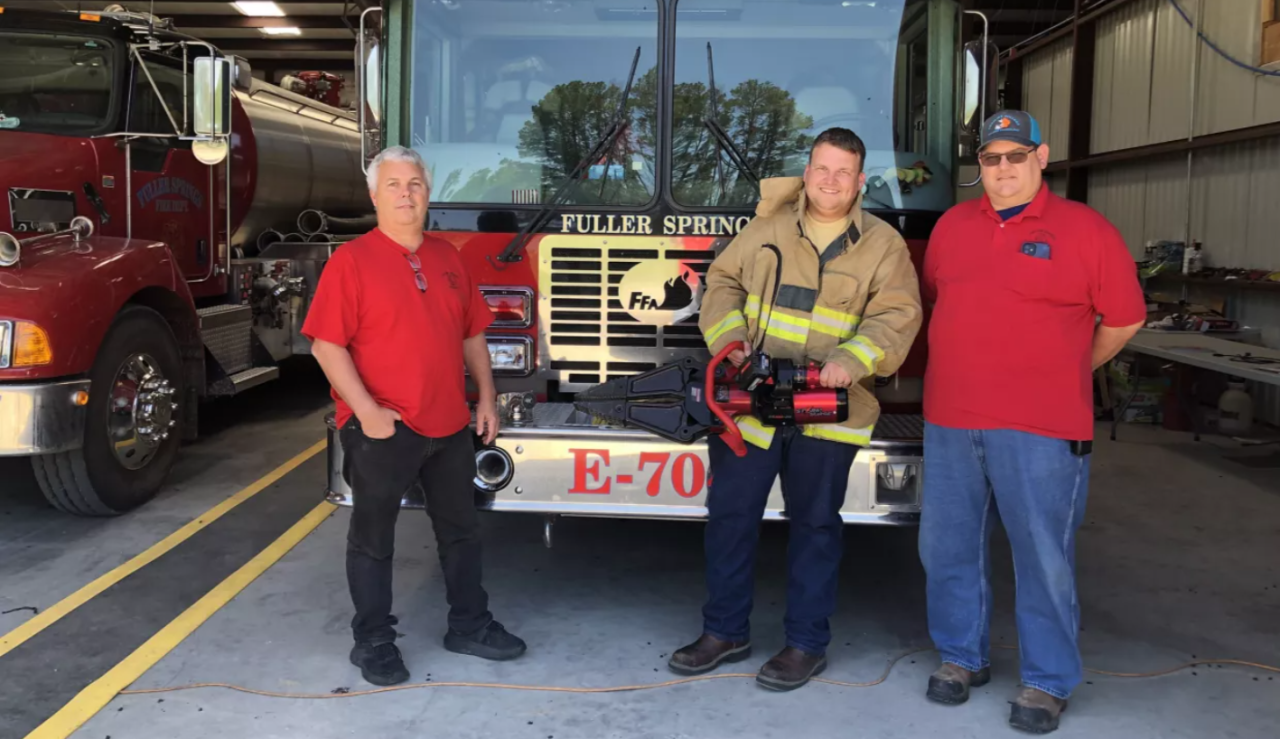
0, 320, 10, 368
0, 320, 51, 369
487, 336, 532, 376
479, 286, 533, 328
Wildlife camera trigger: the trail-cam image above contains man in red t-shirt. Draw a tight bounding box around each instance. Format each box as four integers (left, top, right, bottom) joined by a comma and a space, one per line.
302, 146, 525, 687
918, 111, 1145, 733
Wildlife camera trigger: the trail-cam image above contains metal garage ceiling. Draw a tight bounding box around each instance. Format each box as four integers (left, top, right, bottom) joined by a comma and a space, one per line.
0, 1, 369, 78
4, 1, 1084, 75
965, 0, 1077, 52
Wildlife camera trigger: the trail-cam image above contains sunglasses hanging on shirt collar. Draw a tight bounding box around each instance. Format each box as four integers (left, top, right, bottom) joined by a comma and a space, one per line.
405, 253, 428, 292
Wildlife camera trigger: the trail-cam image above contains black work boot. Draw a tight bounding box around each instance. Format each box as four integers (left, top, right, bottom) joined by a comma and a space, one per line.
755, 646, 827, 691
668, 634, 752, 675
350, 642, 410, 686
1009, 686, 1069, 734
444, 620, 527, 661
926, 662, 992, 705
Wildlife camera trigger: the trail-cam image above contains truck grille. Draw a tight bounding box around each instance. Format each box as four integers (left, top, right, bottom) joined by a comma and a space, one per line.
538, 236, 723, 391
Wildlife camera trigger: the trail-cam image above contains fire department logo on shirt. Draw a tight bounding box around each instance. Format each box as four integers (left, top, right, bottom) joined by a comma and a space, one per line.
618, 261, 703, 326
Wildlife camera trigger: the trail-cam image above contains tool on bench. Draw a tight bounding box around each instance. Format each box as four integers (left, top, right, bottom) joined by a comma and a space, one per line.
574, 243, 848, 457
1211, 352, 1278, 366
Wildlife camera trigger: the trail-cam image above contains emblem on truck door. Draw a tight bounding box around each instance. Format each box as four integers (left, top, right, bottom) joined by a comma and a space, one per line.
618, 260, 703, 325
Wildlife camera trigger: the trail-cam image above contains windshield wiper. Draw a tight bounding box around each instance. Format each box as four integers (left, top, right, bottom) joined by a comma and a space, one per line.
704, 42, 758, 200
497, 46, 642, 264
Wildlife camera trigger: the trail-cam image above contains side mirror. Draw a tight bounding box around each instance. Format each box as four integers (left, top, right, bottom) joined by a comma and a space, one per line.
192, 56, 231, 164
959, 9, 995, 187
961, 43, 983, 132
358, 6, 384, 173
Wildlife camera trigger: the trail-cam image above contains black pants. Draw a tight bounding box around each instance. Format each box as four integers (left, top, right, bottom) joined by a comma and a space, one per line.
340, 419, 491, 646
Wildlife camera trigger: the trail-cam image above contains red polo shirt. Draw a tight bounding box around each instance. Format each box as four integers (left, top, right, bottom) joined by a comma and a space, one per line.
301, 228, 493, 438
922, 185, 1146, 441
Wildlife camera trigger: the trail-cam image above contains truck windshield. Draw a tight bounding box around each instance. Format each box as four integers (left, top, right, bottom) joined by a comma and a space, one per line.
672, 0, 953, 212
0, 32, 114, 136
408, 0, 660, 206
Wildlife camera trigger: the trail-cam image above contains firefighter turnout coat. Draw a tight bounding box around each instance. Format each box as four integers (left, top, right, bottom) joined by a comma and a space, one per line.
698, 176, 924, 449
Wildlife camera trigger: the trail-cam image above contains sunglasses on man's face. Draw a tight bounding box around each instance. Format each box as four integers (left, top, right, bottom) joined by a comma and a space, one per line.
979, 147, 1038, 168
404, 253, 428, 292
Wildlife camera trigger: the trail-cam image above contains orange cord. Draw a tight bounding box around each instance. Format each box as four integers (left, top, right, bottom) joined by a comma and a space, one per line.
116, 646, 1279, 700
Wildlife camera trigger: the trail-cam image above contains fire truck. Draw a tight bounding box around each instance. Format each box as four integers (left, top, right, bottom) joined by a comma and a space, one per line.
323, 0, 996, 541
0, 5, 374, 514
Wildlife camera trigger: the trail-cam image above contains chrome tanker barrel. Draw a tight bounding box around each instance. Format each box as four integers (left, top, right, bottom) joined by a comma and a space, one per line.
229, 79, 371, 251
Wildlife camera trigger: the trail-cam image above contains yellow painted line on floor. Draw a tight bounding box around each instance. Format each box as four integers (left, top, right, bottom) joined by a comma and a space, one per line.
26, 499, 337, 739
0, 438, 327, 659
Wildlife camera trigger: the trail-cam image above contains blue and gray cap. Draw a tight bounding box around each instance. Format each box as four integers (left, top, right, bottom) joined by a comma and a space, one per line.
980, 110, 1043, 150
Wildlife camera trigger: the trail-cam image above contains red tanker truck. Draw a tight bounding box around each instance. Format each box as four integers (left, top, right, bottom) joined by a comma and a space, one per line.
0, 6, 371, 514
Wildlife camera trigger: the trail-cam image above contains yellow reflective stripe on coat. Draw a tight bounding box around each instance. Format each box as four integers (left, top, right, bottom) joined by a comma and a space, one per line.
803, 423, 874, 446
838, 335, 885, 373
705, 310, 746, 345
810, 306, 860, 340
764, 309, 810, 344
735, 416, 775, 449
744, 295, 771, 321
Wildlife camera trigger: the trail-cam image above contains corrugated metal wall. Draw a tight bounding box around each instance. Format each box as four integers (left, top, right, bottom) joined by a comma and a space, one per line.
1092, 0, 1160, 153
1085, 0, 1280, 150
1085, 139, 1280, 270
1021, 37, 1073, 163
1018, 0, 1280, 425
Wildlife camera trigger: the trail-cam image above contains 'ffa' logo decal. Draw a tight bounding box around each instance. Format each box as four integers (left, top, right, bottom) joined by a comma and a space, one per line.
618, 261, 703, 325
444, 271, 460, 289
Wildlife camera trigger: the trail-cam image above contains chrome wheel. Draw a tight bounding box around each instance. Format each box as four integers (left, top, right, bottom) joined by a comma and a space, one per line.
107, 353, 178, 470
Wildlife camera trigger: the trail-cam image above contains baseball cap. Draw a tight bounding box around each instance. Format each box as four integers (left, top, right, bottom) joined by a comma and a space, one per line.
980, 110, 1042, 150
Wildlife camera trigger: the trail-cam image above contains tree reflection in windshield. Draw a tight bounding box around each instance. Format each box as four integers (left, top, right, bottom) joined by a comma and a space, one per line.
436, 67, 810, 208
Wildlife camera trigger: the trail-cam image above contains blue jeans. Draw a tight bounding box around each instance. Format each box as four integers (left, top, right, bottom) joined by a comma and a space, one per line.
702, 428, 858, 655
919, 422, 1091, 700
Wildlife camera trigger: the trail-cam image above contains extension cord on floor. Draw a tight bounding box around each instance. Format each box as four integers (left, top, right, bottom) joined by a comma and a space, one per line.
116, 645, 1280, 701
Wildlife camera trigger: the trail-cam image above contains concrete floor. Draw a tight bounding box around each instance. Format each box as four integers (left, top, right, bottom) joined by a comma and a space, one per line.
0, 358, 332, 636
2, 365, 1278, 738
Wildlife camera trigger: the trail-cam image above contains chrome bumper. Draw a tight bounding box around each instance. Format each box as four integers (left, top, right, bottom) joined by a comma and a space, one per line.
0, 378, 92, 455
325, 404, 923, 526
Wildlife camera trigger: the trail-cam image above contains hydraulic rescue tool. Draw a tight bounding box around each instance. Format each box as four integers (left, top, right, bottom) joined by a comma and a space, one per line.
573, 341, 850, 458
574, 244, 848, 457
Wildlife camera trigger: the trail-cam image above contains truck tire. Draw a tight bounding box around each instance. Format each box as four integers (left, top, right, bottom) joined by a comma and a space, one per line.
31, 305, 185, 515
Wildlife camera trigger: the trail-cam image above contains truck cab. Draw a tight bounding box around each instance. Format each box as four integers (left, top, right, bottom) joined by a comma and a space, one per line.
0, 6, 368, 515
324, 0, 997, 534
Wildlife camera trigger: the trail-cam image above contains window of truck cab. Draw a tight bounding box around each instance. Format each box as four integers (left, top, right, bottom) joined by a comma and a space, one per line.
407, 0, 660, 208
669, 0, 955, 214
0, 31, 118, 137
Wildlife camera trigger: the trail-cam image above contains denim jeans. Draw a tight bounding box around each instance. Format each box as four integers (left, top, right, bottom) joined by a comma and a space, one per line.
702, 428, 858, 655
919, 421, 1091, 699
340, 419, 492, 646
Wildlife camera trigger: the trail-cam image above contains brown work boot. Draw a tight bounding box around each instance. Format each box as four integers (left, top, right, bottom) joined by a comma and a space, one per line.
667, 634, 751, 675
925, 662, 992, 705
755, 646, 827, 691
1009, 686, 1069, 734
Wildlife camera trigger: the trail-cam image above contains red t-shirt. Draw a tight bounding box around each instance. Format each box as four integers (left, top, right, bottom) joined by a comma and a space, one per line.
301, 228, 493, 438
922, 185, 1147, 441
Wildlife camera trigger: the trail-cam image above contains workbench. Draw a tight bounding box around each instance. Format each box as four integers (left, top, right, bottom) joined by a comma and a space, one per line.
1110, 331, 1280, 441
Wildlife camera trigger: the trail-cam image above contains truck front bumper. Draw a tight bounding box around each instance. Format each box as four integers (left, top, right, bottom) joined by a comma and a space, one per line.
325, 404, 923, 525
0, 379, 92, 455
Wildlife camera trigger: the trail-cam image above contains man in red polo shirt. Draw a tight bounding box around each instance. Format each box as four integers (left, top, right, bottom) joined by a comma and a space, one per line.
919, 111, 1145, 733
303, 146, 525, 687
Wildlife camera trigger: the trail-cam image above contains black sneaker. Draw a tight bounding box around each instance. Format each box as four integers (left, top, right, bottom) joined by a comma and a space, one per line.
349, 642, 410, 686
444, 620, 527, 661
